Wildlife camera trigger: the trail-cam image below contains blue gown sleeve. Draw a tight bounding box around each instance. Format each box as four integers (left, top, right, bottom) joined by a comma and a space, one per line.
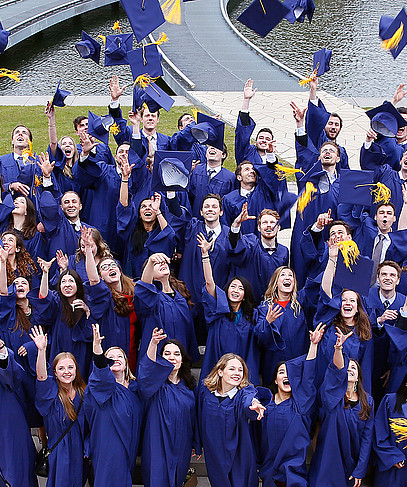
87, 363, 117, 406
133, 280, 161, 314
287, 354, 317, 416
201, 285, 230, 324
84, 280, 112, 320
305, 98, 330, 150
137, 354, 174, 400
320, 359, 348, 411
35, 376, 59, 417
234, 112, 256, 165
253, 303, 286, 350
30, 290, 59, 327
0, 348, 25, 389
313, 289, 342, 328
238, 384, 261, 421
351, 395, 374, 479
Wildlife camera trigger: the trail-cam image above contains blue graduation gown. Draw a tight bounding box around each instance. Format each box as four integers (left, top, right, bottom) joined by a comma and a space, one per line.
84, 280, 130, 355
77, 141, 115, 165
138, 354, 201, 487
36, 377, 86, 487
255, 293, 310, 386
226, 233, 289, 304
234, 112, 264, 166
0, 152, 41, 192
255, 356, 317, 487
373, 393, 407, 487
308, 360, 374, 487
178, 218, 231, 303
133, 280, 199, 363
198, 383, 260, 487
29, 290, 93, 381
116, 199, 176, 279
84, 364, 143, 487
188, 163, 236, 217
313, 290, 373, 392
383, 325, 407, 394
200, 285, 261, 385
0, 349, 38, 487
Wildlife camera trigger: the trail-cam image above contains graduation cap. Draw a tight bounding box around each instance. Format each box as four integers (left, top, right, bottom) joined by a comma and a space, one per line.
120, 0, 165, 43
379, 7, 407, 60
334, 252, 374, 297
75, 30, 101, 64
338, 169, 375, 207
190, 112, 225, 151
273, 190, 298, 229
50, 80, 70, 108
87, 111, 116, 145
151, 150, 193, 192
0, 21, 10, 54
104, 33, 133, 66
366, 101, 407, 137
283, 0, 314, 24
133, 80, 175, 113
313, 48, 332, 77
126, 43, 163, 81
237, 0, 290, 37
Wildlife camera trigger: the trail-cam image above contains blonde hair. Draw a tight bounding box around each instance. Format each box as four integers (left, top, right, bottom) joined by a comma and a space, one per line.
53, 352, 86, 421
105, 346, 136, 382
263, 266, 301, 317
58, 136, 79, 179
204, 353, 250, 393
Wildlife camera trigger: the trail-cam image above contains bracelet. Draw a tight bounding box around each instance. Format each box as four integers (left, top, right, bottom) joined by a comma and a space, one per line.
121, 180, 129, 183
334, 345, 343, 350
329, 258, 337, 265
0, 343, 5, 350
156, 212, 162, 216
202, 256, 210, 261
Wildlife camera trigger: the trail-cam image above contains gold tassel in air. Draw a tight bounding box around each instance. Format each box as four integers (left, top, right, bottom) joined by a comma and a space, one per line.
382, 23, 404, 51
109, 123, 120, 135
161, 0, 181, 25
299, 68, 318, 87
338, 240, 360, 270
297, 182, 317, 217
155, 32, 169, 45
112, 21, 122, 34
390, 418, 407, 447
97, 35, 106, 45
0, 68, 20, 82
275, 164, 305, 181
22, 140, 34, 163
372, 182, 391, 204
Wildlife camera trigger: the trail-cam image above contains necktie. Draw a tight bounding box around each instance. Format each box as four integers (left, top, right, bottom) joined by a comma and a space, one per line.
383, 300, 390, 310
207, 230, 215, 242
16, 156, 23, 169
371, 234, 385, 285
208, 169, 216, 181
146, 135, 155, 157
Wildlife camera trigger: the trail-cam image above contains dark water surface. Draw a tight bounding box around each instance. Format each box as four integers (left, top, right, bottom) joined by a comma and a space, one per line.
228, 0, 407, 98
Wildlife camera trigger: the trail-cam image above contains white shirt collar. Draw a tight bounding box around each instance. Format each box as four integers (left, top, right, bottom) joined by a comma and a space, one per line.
142, 130, 157, 140
240, 187, 255, 198
205, 223, 222, 237
213, 387, 238, 399
206, 164, 222, 176
379, 291, 396, 306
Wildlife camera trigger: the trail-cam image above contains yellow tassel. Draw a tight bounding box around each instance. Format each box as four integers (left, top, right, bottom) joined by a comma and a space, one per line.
155, 32, 169, 45
22, 141, 34, 163
297, 182, 317, 217
97, 35, 106, 45
192, 108, 198, 122
161, 0, 181, 25
0, 68, 20, 82
135, 74, 160, 89
382, 23, 404, 51
372, 182, 391, 204
390, 418, 407, 447
337, 240, 360, 270
275, 164, 305, 181
258, 0, 266, 14
112, 21, 122, 34
299, 68, 318, 87
109, 123, 120, 135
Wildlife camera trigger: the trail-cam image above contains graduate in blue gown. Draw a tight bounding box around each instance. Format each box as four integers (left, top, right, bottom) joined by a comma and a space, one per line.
226, 204, 289, 304
309, 330, 374, 487
85, 323, 143, 487
198, 233, 267, 384
254, 323, 325, 487
198, 353, 266, 487
255, 266, 314, 385
81, 227, 137, 366
138, 328, 201, 487
0, 341, 38, 487
313, 240, 373, 392
0, 192, 46, 261
373, 372, 407, 487
31, 258, 93, 380
31, 326, 87, 487
134, 252, 199, 364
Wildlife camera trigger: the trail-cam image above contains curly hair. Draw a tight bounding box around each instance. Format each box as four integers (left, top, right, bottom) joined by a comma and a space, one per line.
75, 227, 112, 264
2, 231, 38, 286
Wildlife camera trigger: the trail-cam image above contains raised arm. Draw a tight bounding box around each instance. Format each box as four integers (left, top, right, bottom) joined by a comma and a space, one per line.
37, 257, 56, 298
333, 327, 353, 370
146, 327, 167, 362
321, 239, 338, 298
398, 182, 407, 231
119, 158, 134, 207
151, 193, 168, 230
92, 323, 104, 355
306, 322, 326, 360
30, 325, 48, 381
0, 246, 8, 295
241, 78, 257, 111
197, 233, 216, 297
45, 102, 58, 156
392, 83, 407, 106
290, 101, 307, 131
82, 226, 100, 285
140, 253, 170, 284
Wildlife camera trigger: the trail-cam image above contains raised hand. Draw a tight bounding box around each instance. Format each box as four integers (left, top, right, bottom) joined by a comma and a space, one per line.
365, 127, 378, 143
309, 322, 326, 344
197, 232, 212, 255
109, 75, 127, 101
266, 303, 284, 324
249, 399, 266, 420
335, 327, 353, 348
151, 192, 162, 215
71, 299, 90, 318
327, 238, 339, 258
45, 101, 55, 121
121, 160, 134, 181
80, 226, 93, 250
243, 78, 257, 101
92, 323, 105, 354
0, 246, 7, 263
232, 202, 256, 228
79, 132, 98, 156
29, 325, 47, 350
37, 151, 55, 178
37, 256, 56, 274
315, 209, 332, 230
290, 101, 307, 126
56, 249, 69, 271
128, 110, 141, 126
150, 327, 167, 346
149, 253, 170, 266
392, 83, 407, 105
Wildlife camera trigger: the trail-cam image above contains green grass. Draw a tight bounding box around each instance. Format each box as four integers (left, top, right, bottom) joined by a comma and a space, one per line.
0, 105, 237, 172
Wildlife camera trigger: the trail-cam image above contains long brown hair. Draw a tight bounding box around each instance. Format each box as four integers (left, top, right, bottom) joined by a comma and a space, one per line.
344, 359, 371, 421
263, 266, 301, 317
75, 227, 112, 264
169, 275, 194, 308
13, 277, 32, 335
2, 231, 38, 286
204, 353, 250, 392
52, 352, 86, 421
97, 257, 135, 316
57, 269, 86, 327
9, 197, 37, 239
332, 289, 371, 341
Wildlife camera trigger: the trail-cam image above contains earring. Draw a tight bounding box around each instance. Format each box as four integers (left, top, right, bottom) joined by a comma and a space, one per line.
353, 381, 358, 392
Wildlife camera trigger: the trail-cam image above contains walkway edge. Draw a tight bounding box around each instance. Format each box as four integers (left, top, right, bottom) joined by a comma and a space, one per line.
221, 0, 304, 81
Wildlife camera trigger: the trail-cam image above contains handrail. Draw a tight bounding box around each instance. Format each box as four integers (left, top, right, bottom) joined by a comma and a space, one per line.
147, 33, 196, 90
220, 0, 304, 81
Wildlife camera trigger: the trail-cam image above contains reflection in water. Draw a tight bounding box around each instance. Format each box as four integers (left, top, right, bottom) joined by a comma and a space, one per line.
228, 0, 407, 98
0, 4, 136, 95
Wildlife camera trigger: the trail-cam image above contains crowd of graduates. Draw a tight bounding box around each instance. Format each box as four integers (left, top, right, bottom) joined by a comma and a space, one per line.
3, 73, 407, 487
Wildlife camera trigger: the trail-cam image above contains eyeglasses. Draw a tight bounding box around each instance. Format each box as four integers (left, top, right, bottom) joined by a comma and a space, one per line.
99, 262, 119, 271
